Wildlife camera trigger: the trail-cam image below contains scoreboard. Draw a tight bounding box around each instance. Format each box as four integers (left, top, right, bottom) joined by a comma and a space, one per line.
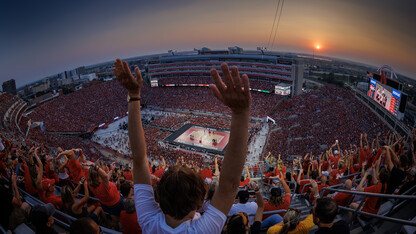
368, 78, 402, 117
275, 85, 291, 95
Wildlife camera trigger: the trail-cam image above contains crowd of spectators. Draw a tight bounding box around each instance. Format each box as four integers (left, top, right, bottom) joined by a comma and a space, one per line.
3, 109, 415, 233
1, 63, 415, 233
266, 85, 390, 157
28, 80, 130, 132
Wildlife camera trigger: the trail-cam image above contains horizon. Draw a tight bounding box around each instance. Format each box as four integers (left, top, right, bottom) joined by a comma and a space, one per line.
1, 0, 415, 88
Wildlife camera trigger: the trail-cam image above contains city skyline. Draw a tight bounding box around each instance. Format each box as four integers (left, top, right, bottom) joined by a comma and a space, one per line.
1, 0, 415, 88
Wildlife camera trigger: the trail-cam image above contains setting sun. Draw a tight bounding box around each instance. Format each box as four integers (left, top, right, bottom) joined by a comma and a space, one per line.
316, 45, 320, 49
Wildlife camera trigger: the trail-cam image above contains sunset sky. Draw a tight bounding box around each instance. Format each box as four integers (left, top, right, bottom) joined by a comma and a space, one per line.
1, 0, 415, 88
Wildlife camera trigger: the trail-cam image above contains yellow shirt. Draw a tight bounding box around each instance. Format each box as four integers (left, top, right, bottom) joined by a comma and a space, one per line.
267, 214, 315, 234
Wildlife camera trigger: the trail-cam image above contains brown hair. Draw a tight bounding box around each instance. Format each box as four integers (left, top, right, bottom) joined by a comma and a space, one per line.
61, 185, 75, 206
155, 166, 206, 220
269, 195, 284, 207
278, 209, 301, 234
88, 167, 101, 188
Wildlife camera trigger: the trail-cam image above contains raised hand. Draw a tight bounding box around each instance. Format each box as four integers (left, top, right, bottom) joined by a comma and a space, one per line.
209, 63, 251, 114
113, 58, 143, 97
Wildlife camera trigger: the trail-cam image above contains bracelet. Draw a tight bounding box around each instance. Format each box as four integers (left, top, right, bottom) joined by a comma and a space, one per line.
129, 97, 140, 103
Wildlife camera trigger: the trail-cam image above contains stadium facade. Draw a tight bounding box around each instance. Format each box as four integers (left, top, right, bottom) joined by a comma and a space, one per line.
145, 47, 304, 96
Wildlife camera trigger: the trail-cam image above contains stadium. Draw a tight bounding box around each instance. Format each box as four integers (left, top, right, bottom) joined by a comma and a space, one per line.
1, 46, 415, 234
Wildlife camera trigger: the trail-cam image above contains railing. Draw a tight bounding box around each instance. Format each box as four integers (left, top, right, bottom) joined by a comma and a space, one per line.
319, 187, 416, 227
54, 184, 100, 202
289, 171, 362, 195
228, 209, 287, 217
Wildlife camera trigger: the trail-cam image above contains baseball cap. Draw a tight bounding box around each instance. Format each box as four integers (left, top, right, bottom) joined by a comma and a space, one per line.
30, 203, 55, 227
271, 187, 282, 197
322, 171, 329, 177
333, 150, 339, 155
42, 179, 55, 191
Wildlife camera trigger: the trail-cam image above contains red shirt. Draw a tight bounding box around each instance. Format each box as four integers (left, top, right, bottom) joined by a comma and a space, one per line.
264, 172, 275, 184
153, 168, 165, 179
360, 148, 369, 166
66, 158, 84, 184
124, 171, 133, 181
44, 162, 59, 182
333, 191, 352, 207
263, 193, 291, 219
240, 178, 250, 187
362, 183, 385, 215
298, 179, 311, 194
274, 166, 286, 177
321, 161, 329, 172
329, 167, 346, 186
39, 190, 63, 209
0, 161, 6, 177
200, 169, 213, 180
120, 211, 142, 234
88, 182, 120, 207
23, 165, 38, 195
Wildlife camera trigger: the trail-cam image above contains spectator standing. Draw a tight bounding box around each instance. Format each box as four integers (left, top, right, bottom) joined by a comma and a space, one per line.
114, 59, 251, 233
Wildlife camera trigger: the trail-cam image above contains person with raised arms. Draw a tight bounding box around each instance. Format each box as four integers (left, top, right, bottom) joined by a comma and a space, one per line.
113, 58, 251, 233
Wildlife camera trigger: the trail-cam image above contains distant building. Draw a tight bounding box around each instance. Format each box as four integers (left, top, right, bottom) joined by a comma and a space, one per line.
2, 79, 17, 95
32, 79, 50, 94
80, 73, 97, 81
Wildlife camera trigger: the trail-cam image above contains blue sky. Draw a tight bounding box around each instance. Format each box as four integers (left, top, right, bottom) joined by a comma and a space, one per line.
1, 0, 415, 88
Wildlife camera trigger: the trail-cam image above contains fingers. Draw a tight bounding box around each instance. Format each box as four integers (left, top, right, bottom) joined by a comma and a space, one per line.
231, 66, 241, 90
123, 61, 133, 77
210, 68, 225, 94
134, 67, 143, 82
220, 63, 233, 89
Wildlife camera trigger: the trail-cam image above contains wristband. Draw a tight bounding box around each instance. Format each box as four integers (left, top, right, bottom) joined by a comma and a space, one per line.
314, 194, 320, 198
129, 97, 140, 103
255, 191, 260, 194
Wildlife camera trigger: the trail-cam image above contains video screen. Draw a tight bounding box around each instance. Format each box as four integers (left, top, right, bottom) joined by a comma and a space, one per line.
275, 85, 291, 95
368, 78, 401, 116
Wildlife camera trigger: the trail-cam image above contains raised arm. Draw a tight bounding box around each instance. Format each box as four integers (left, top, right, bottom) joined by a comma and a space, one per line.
364, 133, 369, 150
214, 155, 220, 179
385, 146, 394, 171
357, 168, 371, 192
297, 168, 304, 185
209, 63, 251, 215
278, 173, 291, 195
371, 139, 375, 152
33, 148, 43, 190
92, 163, 112, 186
245, 165, 251, 180
11, 173, 22, 207
114, 59, 150, 185
248, 181, 264, 222
73, 182, 90, 212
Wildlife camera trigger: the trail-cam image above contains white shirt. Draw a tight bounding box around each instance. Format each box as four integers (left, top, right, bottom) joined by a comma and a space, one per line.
228, 202, 258, 225
134, 184, 226, 234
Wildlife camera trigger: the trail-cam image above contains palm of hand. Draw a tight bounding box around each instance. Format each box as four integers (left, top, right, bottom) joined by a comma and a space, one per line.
113, 58, 142, 96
